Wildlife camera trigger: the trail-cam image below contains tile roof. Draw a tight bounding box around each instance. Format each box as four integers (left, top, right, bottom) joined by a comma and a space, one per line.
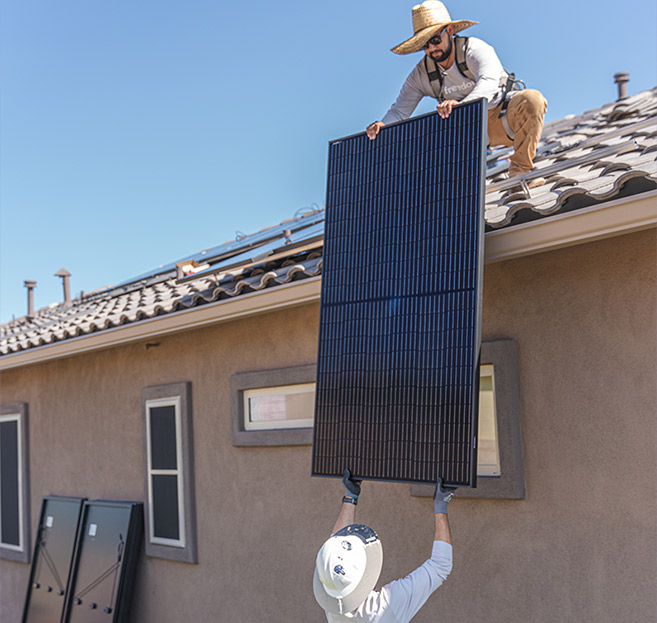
2, 87, 656, 357
485, 87, 657, 227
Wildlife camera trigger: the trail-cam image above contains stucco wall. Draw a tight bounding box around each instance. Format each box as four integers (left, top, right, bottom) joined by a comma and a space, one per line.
1, 229, 655, 622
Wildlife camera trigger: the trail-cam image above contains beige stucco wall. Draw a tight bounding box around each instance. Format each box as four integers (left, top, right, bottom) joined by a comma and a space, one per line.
1, 228, 655, 622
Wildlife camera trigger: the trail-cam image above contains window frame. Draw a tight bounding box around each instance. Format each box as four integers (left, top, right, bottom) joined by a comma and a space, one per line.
141, 383, 197, 563
411, 339, 525, 500
231, 364, 316, 446
0, 402, 31, 562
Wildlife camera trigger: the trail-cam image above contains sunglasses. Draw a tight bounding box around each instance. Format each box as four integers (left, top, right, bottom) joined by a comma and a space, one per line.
423, 28, 448, 49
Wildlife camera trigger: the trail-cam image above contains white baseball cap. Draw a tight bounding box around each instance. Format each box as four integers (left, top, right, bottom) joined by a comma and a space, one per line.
313, 525, 383, 615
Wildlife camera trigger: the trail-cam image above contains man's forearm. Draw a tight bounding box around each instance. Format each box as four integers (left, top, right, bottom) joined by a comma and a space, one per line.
331, 500, 357, 535
434, 512, 452, 545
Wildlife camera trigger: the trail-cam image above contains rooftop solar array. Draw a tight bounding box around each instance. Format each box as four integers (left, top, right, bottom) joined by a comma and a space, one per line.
312, 101, 487, 487
99, 209, 324, 294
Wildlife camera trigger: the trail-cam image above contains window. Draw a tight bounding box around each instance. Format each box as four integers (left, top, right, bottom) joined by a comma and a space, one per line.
0, 402, 31, 562
231, 364, 316, 446
477, 364, 501, 477
243, 383, 315, 430
411, 339, 525, 499
142, 383, 197, 563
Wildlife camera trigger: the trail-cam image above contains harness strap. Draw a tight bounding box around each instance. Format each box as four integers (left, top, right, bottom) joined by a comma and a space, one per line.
497, 72, 527, 141
454, 36, 473, 80
500, 99, 515, 141
425, 55, 443, 100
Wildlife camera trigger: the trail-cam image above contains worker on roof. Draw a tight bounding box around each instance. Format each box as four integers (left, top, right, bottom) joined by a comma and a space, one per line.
367, 0, 547, 191
314, 470, 455, 622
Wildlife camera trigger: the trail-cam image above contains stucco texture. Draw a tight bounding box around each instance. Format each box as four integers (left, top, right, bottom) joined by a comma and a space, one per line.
1, 229, 655, 623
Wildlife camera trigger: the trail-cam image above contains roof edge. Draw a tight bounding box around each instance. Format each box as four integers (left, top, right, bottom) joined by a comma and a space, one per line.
0, 276, 322, 371
484, 190, 657, 264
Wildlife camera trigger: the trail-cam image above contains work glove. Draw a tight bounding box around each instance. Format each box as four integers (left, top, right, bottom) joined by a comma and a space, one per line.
342, 469, 362, 505
434, 477, 457, 514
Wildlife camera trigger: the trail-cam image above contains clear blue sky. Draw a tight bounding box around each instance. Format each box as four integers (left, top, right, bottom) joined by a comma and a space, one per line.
1, 0, 655, 322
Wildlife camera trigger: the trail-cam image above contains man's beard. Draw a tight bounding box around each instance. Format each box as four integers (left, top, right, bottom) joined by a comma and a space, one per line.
429, 36, 453, 63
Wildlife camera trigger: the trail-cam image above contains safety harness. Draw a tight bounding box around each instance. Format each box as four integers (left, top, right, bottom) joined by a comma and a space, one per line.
424, 36, 525, 140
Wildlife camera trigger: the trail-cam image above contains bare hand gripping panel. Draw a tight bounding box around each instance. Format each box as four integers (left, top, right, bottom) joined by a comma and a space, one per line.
312, 101, 487, 487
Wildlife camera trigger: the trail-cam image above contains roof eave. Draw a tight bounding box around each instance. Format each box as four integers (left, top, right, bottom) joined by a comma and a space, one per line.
485, 189, 657, 264
0, 276, 322, 371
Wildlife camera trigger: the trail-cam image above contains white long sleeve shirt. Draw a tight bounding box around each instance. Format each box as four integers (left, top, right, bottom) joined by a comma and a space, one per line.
325, 541, 453, 623
381, 37, 507, 125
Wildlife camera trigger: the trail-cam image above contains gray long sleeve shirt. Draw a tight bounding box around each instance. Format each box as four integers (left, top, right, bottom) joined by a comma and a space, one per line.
381, 36, 507, 125
325, 541, 453, 623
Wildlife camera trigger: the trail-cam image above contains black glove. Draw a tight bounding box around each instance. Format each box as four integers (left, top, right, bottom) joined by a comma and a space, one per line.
342, 469, 362, 504
434, 477, 457, 514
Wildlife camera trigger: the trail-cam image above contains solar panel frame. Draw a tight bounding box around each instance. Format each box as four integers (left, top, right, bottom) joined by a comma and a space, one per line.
312, 101, 487, 488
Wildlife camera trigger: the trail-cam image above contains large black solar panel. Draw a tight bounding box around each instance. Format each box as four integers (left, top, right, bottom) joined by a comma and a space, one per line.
63, 501, 142, 623
312, 100, 487, 487
22, 496, 85, 623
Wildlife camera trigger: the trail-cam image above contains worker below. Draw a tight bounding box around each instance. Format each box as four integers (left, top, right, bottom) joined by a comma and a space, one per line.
313, 470, 455, 622
366, 0, 547, 191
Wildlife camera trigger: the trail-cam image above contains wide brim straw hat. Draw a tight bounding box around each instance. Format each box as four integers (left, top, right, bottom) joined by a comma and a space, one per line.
391, 0, 478, 55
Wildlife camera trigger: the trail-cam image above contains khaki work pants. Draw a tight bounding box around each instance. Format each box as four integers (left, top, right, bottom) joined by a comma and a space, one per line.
487, 89, 547, 177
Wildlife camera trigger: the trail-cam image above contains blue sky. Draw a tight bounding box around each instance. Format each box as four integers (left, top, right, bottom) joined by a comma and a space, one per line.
1, 0, 655, 322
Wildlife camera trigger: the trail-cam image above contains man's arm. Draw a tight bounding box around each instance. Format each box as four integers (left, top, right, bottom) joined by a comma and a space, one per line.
433, 478, 455, 545
434, 509, 452, 544
331, 498, 357, 535
367, 63, 426, 139
330, 469, 361, 535
377, 478, 455, 622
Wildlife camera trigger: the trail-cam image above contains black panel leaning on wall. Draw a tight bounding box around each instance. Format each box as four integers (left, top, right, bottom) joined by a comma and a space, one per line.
22, 496, 86, 623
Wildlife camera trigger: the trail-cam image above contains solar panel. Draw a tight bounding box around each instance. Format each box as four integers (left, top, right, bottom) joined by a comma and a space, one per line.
312, 101, 487, 487
22, 496, 85, 623
63, 501, 142, 623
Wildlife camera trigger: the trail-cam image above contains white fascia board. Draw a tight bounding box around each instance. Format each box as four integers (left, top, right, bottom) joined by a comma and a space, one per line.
484, 190, 657, 264
2, 191, 655, 370
0, 277, 322, 370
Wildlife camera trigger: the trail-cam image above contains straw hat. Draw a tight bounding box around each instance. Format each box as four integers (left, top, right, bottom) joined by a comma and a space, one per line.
391, 1, 478, 55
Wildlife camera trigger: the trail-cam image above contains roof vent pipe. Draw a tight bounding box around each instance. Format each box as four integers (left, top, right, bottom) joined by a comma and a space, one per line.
24, 280, 37, 318
614, 72, 629, 101
55, 268, 72, 305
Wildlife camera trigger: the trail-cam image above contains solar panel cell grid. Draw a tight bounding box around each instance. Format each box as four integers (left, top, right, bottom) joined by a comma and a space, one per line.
312, 101, 486, 487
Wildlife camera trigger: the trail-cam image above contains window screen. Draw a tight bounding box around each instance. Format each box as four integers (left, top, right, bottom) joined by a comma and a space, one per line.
0, 417, 20, 548
141, 382, 197, 563
312, 101, 487, 487
145, 398, 185, 546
